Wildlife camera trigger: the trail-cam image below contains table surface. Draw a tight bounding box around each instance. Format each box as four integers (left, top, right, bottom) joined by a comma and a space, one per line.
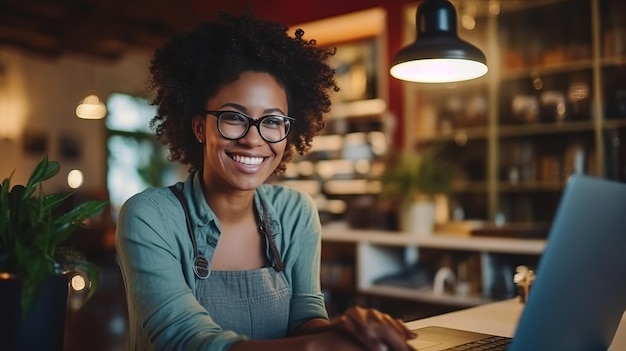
405, 298, 626, 350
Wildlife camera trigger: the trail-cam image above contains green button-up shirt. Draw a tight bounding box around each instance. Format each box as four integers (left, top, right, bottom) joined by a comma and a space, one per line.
115, 172, 328, 350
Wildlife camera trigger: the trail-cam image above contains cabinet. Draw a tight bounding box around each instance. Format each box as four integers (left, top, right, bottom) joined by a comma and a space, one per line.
403, 0, 626, 222
321, 222, 545, 317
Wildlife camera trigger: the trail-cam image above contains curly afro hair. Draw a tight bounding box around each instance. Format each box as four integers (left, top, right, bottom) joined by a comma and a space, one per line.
148, 13, 339, 174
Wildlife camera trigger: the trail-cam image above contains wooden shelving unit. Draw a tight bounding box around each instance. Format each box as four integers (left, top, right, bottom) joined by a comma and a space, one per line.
402, 0, 626, 223
322, 222, 545, 308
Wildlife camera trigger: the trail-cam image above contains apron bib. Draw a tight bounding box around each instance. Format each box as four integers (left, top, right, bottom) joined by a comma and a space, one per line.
168, 185, 290, 339
195, 268, 291, 339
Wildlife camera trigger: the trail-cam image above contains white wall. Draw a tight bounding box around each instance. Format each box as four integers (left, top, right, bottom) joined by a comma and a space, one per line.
0, 47, 152, 195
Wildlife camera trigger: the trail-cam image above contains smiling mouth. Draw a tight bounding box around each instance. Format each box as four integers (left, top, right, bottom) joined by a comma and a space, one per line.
230, 154, 266, 166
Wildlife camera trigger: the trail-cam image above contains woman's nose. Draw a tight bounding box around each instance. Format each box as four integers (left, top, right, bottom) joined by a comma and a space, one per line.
238, 124, 265, 146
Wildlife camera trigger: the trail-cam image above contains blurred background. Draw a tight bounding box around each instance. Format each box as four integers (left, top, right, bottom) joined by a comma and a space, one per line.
1, 0, 625, 349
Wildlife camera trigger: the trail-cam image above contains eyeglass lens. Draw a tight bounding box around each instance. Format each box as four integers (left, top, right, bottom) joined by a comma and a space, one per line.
218, 112, 291, 142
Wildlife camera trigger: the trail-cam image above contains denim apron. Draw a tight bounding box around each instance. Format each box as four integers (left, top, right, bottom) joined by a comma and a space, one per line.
169, 185, 291, 339
195, 268, 291, 339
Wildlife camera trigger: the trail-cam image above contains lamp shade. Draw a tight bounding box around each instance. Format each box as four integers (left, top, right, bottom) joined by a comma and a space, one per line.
76, 94, 107, 119
390, 0, 488, 83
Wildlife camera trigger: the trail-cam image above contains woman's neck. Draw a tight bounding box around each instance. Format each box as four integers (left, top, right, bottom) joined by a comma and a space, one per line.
200, 172, 266, 270
201, 174, 256, 224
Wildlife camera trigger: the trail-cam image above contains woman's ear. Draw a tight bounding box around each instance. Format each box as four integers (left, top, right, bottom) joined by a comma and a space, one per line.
192, 115, 205, 143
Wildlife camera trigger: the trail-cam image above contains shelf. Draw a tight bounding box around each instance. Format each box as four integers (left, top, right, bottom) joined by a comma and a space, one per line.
322, 222, 546, 255
500, 60, 595, 81
498, 120, 596, 137
601, 56, 626, 67
451, 181, 488, 193
321, 222, 545, 307
327, 99, 387, 119
361, 285, 492, 307
415, 127, 489, 144
322, 179, 381, 196
414, 119, 606, 142
416, 119, 600, 143
498, 181, 565, 192
604, 119, 626, 128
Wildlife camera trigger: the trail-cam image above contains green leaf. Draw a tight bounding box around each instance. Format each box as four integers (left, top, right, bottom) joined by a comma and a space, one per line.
51, 200, 107, 227
0, 154, 108, 316
41, 193, 73, 214
380, 146, 453, 199
23, 156, 60, 200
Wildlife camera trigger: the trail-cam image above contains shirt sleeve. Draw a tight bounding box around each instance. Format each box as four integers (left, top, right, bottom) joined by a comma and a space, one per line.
115, 190, 248, 350
273, 188, 329, 334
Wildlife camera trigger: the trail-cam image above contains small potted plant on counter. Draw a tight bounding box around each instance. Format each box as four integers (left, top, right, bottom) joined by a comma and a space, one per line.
380, 146, 452, 236
0, 155, 108, 350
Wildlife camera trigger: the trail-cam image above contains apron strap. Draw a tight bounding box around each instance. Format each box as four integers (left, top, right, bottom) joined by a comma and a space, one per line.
168, 185, 198, 254
258, 202, 285, 272
169, 185, 210, 279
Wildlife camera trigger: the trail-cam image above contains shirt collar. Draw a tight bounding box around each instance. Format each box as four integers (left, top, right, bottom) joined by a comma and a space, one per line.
183, 171, 276, 235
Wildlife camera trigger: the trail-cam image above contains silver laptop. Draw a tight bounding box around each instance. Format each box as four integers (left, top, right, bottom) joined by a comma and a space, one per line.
409, 174, 626, 351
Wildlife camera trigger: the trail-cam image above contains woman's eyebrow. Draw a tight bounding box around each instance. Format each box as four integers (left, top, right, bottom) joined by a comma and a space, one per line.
218, 102, 287, 116
218, 102, 247, 111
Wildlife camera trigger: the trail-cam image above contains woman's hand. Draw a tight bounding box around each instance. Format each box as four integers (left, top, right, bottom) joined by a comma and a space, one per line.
333, 306, 418, 351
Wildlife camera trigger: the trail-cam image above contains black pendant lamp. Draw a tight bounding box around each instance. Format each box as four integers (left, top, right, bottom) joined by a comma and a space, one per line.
390, 0, 488, 83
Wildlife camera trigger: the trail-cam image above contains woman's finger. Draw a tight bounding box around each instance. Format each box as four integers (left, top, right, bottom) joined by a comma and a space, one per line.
369, 324, 417, 351
359, 308, 417, 341
337, 313, 384, 351
339, 307, 418, 350
383, 315, 418, 340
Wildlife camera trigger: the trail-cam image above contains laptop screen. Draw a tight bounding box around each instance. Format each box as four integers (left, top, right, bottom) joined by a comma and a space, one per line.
509, 175, 626, 351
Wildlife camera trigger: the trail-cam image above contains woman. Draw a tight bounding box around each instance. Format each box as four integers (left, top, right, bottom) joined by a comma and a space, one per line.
116, 13, 417, 351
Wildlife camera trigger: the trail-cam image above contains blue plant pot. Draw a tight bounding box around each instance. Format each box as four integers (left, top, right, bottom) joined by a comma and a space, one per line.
0, 274, 69, 351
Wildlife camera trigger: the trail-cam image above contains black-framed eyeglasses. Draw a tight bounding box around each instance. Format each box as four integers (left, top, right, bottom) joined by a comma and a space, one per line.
204, 110, 295, 143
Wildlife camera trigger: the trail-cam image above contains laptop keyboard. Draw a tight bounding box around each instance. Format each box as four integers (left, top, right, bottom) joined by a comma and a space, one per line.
442, 335, 512, 351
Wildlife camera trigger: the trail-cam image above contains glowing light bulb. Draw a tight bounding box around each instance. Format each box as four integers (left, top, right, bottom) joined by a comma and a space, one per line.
67, 169, 84, 189
71, 274, 87, 292
76, 94, 107, 119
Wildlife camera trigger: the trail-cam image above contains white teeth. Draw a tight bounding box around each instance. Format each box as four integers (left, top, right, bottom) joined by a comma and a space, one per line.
232, 155, 264, 165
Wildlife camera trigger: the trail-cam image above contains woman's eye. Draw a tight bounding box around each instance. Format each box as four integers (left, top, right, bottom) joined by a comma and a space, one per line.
224, 113, 247, 123
263, 117, 284, 127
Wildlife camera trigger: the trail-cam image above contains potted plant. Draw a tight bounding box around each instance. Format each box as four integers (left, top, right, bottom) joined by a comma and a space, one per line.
380, 146, 452, 235
0, 155, 107, 350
